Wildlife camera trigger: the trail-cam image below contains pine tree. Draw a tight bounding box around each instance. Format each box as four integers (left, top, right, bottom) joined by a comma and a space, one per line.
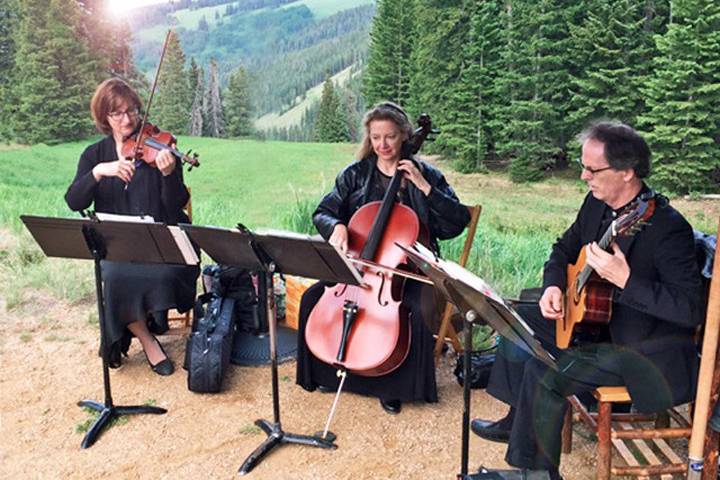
12, 0, 95, 144
108, 21, 148, 93
362, 0, 416, 106
441, 0, 504, 172
405, 0, 468, 157
198, 15, 209, 32
566, 0, 666, 142
155, 31, 191, 134
495, 0, 576, 182
224, 65, 254, 137
76, 0, 145, 87
314, 76, 349, 142
0, 0, 20, 141
204, 58, 225, 138
188, 63, 204, 136
639, 0, 720, 194
188, 57, 200, 105
340, 86, 360, 142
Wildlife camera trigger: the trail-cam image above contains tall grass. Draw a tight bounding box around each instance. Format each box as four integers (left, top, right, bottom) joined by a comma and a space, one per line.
1, 138, 717, 308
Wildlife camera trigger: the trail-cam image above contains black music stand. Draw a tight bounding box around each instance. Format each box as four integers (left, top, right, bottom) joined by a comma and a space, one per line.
399, 244, 556, 479
20, 215, 196, 449
180, 224, 363, 475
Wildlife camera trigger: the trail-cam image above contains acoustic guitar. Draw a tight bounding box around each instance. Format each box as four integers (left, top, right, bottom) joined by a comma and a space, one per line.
556, 194, 656, 348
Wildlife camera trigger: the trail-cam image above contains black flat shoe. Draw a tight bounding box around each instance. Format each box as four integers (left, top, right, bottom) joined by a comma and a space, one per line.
470, 418, 511, 443
317, 385, 334, 393
144, 336, 174, 376
380, 399, 402, 414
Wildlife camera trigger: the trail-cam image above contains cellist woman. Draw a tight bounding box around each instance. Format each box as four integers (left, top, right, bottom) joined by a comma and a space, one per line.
296, 102, 470, 414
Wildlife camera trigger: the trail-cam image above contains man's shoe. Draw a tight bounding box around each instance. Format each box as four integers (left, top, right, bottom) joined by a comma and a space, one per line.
380, 399, 402, 414
466, 467, 555, 479
470, 418, 511, 443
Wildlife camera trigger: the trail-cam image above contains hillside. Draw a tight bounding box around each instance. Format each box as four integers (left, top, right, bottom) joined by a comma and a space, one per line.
128, 0, 374, 129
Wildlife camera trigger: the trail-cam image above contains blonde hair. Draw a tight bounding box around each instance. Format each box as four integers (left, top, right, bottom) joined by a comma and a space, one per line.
90, 78, 142, 135
355, 102, 413, 159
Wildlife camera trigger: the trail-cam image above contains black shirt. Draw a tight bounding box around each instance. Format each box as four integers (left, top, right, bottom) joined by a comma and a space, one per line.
65, 136, 189, 224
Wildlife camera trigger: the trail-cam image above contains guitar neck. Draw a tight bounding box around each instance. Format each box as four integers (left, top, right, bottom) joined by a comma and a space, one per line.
576, 221, 616, 290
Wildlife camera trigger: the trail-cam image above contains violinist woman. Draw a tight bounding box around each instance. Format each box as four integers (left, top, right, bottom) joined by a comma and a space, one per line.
296, 102, 470, 414
65, 78, 198, 376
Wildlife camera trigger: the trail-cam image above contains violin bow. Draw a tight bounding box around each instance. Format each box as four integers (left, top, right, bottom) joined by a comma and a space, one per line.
132, 29, 173, 160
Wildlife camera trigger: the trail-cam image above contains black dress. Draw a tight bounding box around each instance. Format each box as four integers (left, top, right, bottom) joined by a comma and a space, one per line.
65, 135, 199, 365
296, 155, 470, 403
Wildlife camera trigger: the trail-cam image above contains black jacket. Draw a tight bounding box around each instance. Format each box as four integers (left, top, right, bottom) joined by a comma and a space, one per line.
313, 155, 470, 253
65, 136, 189, 224
543, 187, 704, 411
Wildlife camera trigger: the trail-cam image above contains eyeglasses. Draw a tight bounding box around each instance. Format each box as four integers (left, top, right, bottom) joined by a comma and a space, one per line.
108, 108, 139, 120
576, 157, 613, 175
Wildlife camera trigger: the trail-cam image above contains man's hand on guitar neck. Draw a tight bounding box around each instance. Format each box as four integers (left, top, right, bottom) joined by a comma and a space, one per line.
585, 241, 631, 289
539, 286, 564, 320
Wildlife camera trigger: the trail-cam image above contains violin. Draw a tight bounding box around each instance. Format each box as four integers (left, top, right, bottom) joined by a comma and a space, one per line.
121, 122, 200, 170
305, 114, 435, 377
122, 30, 200, 172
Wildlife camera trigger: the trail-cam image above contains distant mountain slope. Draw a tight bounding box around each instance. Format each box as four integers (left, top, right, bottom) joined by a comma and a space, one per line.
130, 0, 374, 124
255, 65, 355, 131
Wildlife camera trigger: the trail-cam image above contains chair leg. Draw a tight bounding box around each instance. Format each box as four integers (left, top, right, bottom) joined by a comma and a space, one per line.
561, 404, 573, 454
596, 400, 612, 480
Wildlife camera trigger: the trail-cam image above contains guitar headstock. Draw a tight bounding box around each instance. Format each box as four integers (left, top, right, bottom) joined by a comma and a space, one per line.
612, 194, 656, 238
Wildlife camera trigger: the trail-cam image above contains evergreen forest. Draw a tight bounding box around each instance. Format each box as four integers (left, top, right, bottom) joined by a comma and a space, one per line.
364, 0, 720, 193
0, 0, 718, 194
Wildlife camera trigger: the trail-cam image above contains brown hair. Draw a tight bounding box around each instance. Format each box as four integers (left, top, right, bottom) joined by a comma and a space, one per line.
355, 101, 413, 160
90, 78, 142, 135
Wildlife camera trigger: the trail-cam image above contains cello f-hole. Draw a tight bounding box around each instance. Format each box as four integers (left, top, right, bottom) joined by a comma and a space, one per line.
377, 272, 389, 306
334, 284, 349, 297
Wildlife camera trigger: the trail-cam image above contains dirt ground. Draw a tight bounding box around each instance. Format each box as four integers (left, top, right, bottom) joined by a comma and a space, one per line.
0, 289, 604, 480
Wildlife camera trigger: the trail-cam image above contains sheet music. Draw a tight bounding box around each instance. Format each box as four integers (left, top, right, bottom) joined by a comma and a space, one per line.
401, 242, 556, 366
167, 226, 200, 265
94, 212, 155, 223
430, 256, 536, 337
256, 229, 364, 285
254, 228, 314, 239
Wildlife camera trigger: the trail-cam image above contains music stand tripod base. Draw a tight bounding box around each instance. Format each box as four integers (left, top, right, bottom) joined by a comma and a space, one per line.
238, 419, 337, 475
77, 400, 167, 449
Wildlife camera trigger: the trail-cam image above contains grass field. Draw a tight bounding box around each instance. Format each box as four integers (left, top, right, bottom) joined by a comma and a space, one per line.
1, 138, 717, 310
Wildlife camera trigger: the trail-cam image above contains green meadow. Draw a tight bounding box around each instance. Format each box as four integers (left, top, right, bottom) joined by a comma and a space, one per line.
1, 138, 716, 310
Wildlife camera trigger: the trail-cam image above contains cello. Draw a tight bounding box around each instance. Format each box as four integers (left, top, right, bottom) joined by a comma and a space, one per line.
305, 114, 435, 377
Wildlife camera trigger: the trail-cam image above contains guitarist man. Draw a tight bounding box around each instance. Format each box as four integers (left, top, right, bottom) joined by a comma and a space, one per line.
472, 122, 704, 480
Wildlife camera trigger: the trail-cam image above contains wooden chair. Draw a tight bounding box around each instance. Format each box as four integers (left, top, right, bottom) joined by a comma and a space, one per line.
433, 204, 482, 359
562, 224, 720, 479
165, 188, 194, 335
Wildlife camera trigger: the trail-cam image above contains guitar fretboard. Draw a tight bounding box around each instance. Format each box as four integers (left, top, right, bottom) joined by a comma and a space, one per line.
575, 221, 615, 294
